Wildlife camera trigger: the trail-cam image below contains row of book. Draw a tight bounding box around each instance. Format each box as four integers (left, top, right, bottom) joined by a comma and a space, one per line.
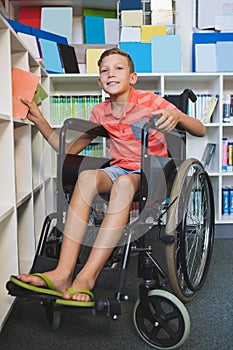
187, 94, 219, 123
50, 92, 222, 126
194, 40, 233, 73
89, 201, 140, 227
79, 143, 105, 158
192, 32, 233, 73
222, 187, 233, 215
50, 95, 102, 125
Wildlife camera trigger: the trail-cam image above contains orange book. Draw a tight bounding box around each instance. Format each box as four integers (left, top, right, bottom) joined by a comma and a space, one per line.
12, 67, 40, 119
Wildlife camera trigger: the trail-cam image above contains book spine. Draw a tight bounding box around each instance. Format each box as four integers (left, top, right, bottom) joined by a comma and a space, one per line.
222, 137, 228, 171
223, 94, 231, 123
228, 142, 233, 172
229, 188, 233, 215
230, 94, 233, 118
222, 187, 229, 215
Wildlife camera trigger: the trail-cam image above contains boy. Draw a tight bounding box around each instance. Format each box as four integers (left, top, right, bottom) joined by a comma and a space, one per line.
12, 48, 205, 305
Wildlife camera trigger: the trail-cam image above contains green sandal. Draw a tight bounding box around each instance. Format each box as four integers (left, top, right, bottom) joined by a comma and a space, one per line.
10, 273, 63, 298
56, 288, 94, 307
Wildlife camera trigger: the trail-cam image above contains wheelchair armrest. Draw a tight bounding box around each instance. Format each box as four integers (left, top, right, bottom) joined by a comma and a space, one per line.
142, 117, 186, 160
62, 118, 109, 138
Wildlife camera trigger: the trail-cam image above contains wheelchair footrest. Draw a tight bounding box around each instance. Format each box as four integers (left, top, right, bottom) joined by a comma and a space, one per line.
6, 280, 57, 303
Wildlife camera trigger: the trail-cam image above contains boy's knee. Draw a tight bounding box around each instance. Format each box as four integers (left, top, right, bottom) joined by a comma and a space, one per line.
114, 175, 135, 196
77, 170, 97, 188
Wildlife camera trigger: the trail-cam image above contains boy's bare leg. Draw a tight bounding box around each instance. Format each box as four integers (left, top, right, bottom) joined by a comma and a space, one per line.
63, 173, 140, 302
17, 170, 113, 293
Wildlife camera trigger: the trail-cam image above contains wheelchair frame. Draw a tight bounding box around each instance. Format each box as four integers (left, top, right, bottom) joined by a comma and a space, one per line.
6, 90, 215, 349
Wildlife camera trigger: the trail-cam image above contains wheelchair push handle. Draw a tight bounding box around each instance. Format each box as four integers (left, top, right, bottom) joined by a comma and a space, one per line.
183, 88, 197, 103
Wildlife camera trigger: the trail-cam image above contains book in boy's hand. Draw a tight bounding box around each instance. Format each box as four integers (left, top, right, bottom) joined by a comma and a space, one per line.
33, 83, 48, 105
12, 66, 40, 119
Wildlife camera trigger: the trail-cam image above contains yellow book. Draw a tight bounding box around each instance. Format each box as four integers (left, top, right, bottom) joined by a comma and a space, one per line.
121, 10, 143, 27
141, 25, 167, 42
86, 49, 105, 74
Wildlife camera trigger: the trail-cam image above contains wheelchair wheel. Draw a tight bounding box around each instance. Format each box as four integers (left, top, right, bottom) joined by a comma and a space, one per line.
44, 301, 62, 331
165, 158, 214, 302
133, 289, 190, 349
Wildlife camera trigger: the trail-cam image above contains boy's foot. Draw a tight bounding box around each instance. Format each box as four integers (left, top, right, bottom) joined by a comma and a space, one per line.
63, 275, 95, 302
15, 271, 71, 294
56, 288, 94, 307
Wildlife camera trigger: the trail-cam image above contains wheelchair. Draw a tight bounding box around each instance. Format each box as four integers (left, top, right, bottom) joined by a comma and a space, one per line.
6, 89, 215, 349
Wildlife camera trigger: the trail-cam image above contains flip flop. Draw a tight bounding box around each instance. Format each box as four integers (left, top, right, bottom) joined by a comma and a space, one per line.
9, 274, 63, 298
56, 288, 94, 307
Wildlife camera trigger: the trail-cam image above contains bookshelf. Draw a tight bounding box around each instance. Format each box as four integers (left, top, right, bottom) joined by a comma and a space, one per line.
0, 6, 233, 332
0, 15, 53, 330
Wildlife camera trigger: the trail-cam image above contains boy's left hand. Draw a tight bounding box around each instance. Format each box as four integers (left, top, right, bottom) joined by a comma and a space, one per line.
152, 109, 181, 133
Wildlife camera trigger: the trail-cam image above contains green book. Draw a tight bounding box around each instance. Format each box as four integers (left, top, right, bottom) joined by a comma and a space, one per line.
34, 83, 48, 105
83, 9, 117, 18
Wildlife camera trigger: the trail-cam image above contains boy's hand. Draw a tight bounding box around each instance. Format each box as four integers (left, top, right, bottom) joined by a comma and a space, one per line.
152, 109, 181, 133
21, 98, 44, 125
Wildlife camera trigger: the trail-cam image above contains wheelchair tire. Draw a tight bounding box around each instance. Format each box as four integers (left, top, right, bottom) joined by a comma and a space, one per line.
165, 158, 214, 302
133, 289, 190, 349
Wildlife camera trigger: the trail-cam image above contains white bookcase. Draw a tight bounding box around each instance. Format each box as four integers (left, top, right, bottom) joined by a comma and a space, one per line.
0, 15, 54, 330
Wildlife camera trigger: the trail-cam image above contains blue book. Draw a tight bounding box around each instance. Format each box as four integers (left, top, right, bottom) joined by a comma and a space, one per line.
216, 41, 233, 72
6, 18, 32, 35
120, 0, 142, 10
151, 35, 181, 73
39, 38, 63, 74
120, 42, 151, 72
84, 16, 105, 44
31, 27, 68, 45
41, 7, 73, 44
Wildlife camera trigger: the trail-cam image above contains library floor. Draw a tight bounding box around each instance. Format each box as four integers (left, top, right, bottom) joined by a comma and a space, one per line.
0, 237, 232, 350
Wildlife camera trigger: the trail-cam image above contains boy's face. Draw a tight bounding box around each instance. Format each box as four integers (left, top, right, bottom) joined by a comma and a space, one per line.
98, 54, 137, 99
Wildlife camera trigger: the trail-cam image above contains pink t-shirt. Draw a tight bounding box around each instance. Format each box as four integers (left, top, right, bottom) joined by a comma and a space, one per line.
90, 87, 177, 170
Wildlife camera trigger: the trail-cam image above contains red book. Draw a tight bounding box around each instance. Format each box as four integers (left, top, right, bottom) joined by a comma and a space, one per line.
12, 67, 40, 119
18, 7, 41, 28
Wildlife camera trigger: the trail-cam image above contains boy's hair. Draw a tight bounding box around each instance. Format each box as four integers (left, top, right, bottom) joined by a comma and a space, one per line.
98, 48, 135, 73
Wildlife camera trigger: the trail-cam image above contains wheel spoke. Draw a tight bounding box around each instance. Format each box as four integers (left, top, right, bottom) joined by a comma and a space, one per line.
165, 159, 214, 301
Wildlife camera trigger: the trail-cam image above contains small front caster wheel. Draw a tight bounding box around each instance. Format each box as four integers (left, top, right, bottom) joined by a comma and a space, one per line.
133, 289, 190, 349
44, 302, 62, 331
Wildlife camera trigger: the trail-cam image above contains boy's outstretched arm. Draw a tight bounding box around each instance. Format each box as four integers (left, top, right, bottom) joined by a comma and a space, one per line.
22, 98, 93, 154
153, 109, 206, 137
22, 98, 60, 151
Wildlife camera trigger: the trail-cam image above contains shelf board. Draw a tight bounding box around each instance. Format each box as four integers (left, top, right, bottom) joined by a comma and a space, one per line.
9, 0, 118, 16
33, 182, 44, 193
0, 205, 15, 222
13, 117, 32, 126
16, 191, 32, 207
216, 216, 233, 224
0, 114, 11, 122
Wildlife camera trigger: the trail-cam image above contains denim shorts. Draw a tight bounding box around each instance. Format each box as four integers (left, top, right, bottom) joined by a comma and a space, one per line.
100, 166, 140, 183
